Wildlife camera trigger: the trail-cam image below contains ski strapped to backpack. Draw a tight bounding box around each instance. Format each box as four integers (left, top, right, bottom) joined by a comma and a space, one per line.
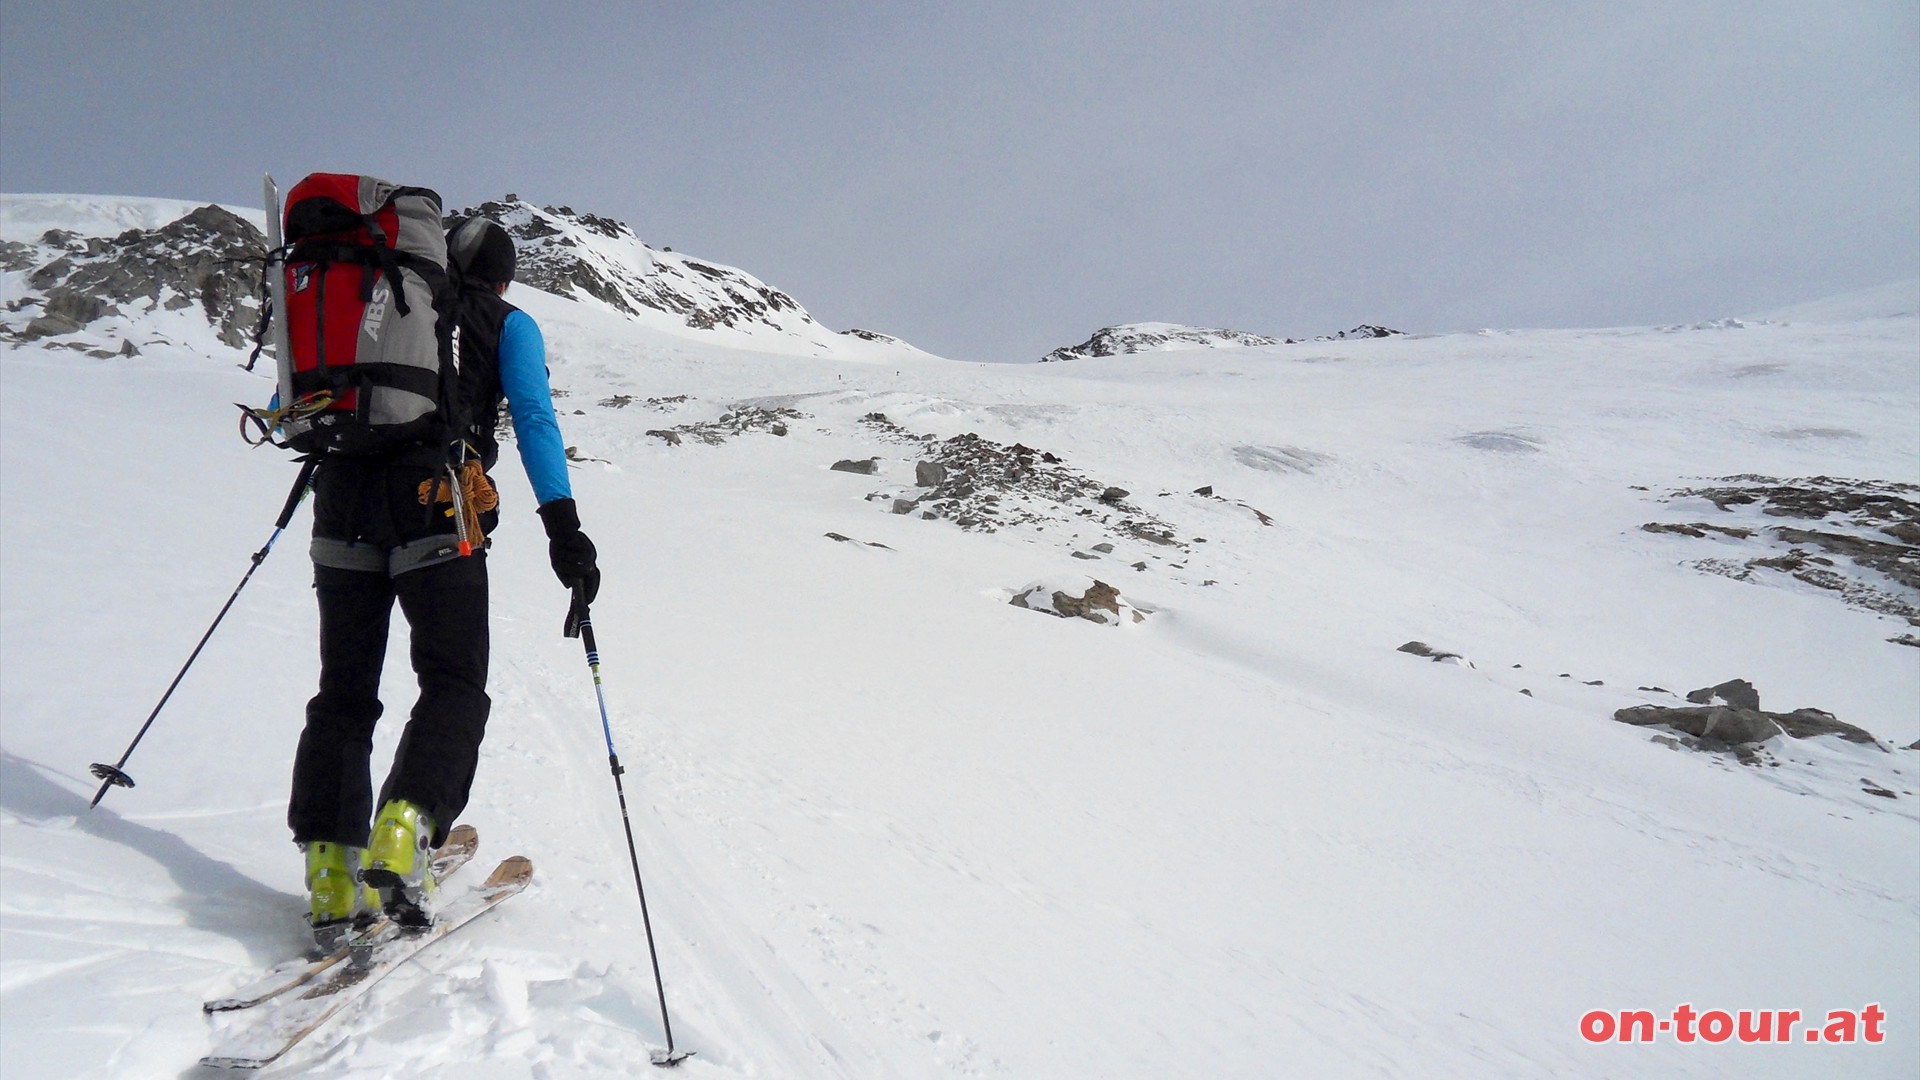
242, 174, 457, 458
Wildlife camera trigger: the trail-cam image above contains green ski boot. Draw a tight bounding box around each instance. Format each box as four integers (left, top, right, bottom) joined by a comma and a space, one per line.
303, 841, 370, 950
361, 798, 437, 928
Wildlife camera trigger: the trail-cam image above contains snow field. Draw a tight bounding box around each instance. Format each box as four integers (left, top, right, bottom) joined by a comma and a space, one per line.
2, 268, 1916, 1077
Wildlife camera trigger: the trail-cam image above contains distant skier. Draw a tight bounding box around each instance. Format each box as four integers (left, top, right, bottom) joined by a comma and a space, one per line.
288, 216, 599, 944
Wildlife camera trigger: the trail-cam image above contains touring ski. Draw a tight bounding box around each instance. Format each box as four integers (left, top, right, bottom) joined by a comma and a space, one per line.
201, 855, 533, 1070
202, 824, 480, 1014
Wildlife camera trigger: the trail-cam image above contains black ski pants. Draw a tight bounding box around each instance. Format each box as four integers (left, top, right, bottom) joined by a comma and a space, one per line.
288, 451, 495, 849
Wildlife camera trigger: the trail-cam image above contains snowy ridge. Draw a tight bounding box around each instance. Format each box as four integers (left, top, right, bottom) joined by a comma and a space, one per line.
457, 197, 938, 362
0, 191, 942, 370
1041, 321, 1281, 362
1, 189, 1917, 1079
1041, 320, 1407, 362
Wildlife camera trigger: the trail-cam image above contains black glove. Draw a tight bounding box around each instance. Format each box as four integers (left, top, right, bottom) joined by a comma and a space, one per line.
536, 498, 600, 604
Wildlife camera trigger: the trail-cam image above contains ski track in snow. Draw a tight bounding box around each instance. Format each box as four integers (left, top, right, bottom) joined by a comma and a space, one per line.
2, 205, 1917, 1078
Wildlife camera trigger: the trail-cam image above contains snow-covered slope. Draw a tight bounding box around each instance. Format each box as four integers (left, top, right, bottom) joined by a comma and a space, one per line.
2, 195, 1917, 1079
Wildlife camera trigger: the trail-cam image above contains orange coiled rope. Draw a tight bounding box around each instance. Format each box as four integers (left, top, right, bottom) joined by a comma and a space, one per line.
418, 458, 498, 552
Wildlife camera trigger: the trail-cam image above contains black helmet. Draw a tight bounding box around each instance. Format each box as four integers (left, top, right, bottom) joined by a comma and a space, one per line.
448, 217, 516, 285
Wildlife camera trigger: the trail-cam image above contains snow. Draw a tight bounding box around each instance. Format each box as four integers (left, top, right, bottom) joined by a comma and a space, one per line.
0, 192, 266, 237
2, 199, 1917, 1079
1754, 280, 1920, 325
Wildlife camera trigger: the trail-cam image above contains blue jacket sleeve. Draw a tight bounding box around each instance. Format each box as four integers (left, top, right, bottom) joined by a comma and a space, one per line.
496, 309, 572, 506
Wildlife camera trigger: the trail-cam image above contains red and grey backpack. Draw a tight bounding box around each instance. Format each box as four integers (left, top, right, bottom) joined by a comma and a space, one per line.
250, 173, 457, 455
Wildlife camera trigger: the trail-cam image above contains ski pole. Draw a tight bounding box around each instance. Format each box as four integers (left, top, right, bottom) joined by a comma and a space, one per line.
88, 457, 320, 808
566, 586, 692, 1068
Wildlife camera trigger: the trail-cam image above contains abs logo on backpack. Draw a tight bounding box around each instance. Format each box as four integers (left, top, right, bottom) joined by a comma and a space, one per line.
272, 174, 455, 456
363, 281, 391, 342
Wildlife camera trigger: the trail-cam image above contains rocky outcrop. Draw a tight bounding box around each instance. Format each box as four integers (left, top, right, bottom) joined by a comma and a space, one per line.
643, 405, 801, 446
1685, 678, 1761, 710
1011, 580, 1148, 625
886, 427, 1183, 546
4, 204, 265, 350
1615, 705, 1785, 744
1041, 322, 1406, 361
1397, 640, 1467, 664
1311, 324, 1402, 341
451, 198, 826, 339
1042, 323, 1279, 363
1615, 699, 1881, 749
1646, 476, 1920, 627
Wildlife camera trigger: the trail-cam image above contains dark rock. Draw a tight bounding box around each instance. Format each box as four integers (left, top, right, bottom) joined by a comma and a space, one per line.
1862, 783, 1897, 799
1614, 705, 1782, 744
21, 314, 83, 340
830, 458, 879, 475
1686, 679, 1761, 710
1091, 543, 1115, 554
1053, 581, 1123, 623
1071, 551, 1099, 560
0, 239, 36, 272
1193, 485, 1214, 496
1642, 521, 1756, 540
1397, 641, 1463, 662
915, 461, 947, 487
646, 429, 683, 446
1099, 487, 1130, 503
1772, 526, 1919, 591
44, 288, 105, 325
1772, 708, 1879, 746
890, 499, 917, 515
1011, 580, 1143, 625
1617, 701, 1880, 748
1643, 522, 1708, 538
1884, 521, 1920, 544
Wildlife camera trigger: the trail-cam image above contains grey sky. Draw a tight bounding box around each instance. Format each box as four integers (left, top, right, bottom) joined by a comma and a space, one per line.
3, 1, 1915, 362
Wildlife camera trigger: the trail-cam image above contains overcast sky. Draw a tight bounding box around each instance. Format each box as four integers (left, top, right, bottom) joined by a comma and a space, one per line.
3, 2, 1915, 362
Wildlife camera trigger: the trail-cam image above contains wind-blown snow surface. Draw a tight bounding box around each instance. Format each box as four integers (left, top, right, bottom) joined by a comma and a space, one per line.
2, 214, 1917, 1077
